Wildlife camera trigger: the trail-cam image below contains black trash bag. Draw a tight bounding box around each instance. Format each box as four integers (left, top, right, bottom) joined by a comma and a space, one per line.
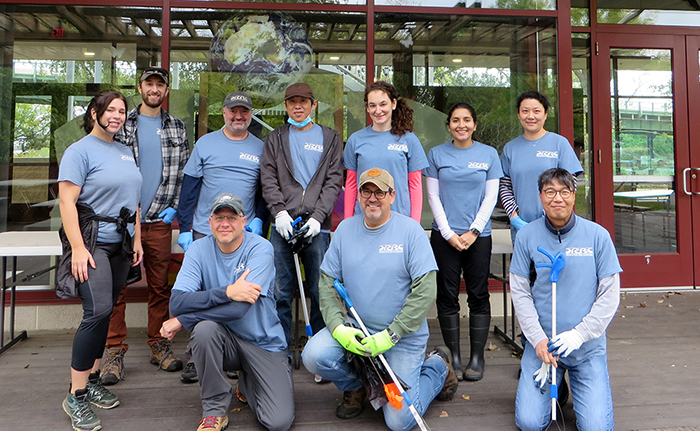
346, 343, 410, 410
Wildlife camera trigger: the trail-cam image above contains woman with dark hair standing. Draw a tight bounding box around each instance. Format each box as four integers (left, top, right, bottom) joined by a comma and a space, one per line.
499, 90, 583, 240
424, 103, 503, 381
344, 81, 428, 223
58, 89, 143, 431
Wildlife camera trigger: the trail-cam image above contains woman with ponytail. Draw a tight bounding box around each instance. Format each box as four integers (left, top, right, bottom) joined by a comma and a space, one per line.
344, 81, 428, 223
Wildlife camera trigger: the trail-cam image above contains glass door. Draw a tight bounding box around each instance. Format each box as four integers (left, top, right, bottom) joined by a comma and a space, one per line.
686, 36, 700, 288
595, 33, 693, 288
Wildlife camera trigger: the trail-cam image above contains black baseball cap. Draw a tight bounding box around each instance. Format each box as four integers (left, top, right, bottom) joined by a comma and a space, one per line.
140, 67, 169, 86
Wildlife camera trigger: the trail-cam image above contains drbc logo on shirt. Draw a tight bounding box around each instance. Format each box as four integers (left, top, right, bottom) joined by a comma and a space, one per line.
240, 153, 260, 163
379, 244, 404, 253
468, 162, 490, 170
565, 247, 593, 257
536, 150, 559, 159
304, 142, 324, 153
121, 154, 135, 162
233, 262, 247, 280
387, 144, 408, 152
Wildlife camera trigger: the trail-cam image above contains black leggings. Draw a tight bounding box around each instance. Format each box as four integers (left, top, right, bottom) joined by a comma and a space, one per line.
431, 230, 492, 317
71, 242, 131, 371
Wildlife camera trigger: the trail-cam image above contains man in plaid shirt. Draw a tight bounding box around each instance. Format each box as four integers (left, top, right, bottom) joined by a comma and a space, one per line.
100, 67, 190, 385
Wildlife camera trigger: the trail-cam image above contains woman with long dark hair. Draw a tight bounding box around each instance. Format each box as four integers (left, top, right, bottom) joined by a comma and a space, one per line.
58, 89, 143, 431
344, 81, 428, 223
425, 102, 503, 381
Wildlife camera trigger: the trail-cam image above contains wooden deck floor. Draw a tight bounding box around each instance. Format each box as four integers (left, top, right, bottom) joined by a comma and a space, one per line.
2, 291, 700, 431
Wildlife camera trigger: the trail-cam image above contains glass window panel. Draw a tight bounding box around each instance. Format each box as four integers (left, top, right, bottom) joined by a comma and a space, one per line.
572, 33, 592, 219
374, 13, 559, 228
610, 48, 676, 254
597, 0, 700, 26
169, 9, 366, 144
0, 5, 161, 290
375, 0, 555, 10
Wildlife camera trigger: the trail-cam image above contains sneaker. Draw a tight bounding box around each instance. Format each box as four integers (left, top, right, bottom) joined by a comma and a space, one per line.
236, 384, 248, 405
150, 339, 184, 372
87, 374, 120, 409
314, 374, 330, 384
225, 370, 238, 379
181, 362, 198, 384
429, 346, 459, 402
335, 386, 366, 419
100, 347, 126, 386
62, 389, 102, 431
196, 415, 229, 431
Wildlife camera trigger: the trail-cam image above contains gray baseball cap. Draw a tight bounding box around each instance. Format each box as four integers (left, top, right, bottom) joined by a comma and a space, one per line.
210, 193, 245, 215
224, 91, 253, 110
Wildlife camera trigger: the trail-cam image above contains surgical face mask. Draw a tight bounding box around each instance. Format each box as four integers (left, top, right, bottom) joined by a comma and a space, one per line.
287, 116, 313, 128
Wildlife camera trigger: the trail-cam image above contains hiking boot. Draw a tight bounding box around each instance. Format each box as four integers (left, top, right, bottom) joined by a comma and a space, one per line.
150, 338, 184, 372
429, 346, 459, 402
181, 362, 198, 384
236, 384, 248, 405
100, 347, 126, 386
196, 415, 229, 431
225, 370, 238, 379
335, 386, 366, 419
63, 389, 102, 431
87, 372, 120, 409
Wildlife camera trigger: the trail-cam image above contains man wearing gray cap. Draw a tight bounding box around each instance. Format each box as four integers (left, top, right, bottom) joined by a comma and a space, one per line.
101, 66, 189, 385
176, 90, 268, 383
162, 193, 294, 431
260, 82, 343, 359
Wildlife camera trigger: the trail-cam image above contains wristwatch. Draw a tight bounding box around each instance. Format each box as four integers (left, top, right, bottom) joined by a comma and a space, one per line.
388, 330, 400, 344
470, 228, 481, 236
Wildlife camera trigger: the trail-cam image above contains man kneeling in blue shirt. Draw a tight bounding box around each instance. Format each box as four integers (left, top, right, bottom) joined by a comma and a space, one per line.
510, 168, 621, 431
160, 193, 294, 431
302, 168, 458, 431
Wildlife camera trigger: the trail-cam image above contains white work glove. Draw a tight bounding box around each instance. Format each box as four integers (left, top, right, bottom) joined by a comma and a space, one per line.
275, 210, 294, 240
548, 329, 585, 358
302, 217, 321, 238
533, 361, 550, 393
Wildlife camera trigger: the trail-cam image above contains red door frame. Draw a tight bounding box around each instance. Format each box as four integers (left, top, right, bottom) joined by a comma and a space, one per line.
686, 36, 700, 288
594, 32, 694, 288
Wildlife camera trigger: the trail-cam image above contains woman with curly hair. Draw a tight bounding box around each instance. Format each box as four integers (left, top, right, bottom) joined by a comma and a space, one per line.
344, 81, 428, 223
58, 89, 143, 431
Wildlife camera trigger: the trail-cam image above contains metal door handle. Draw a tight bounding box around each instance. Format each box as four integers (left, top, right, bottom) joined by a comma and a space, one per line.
683, 167, 700, 195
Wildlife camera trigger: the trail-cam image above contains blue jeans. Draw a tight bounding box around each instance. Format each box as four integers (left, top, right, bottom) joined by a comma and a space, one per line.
302, 328, 447, 431
270, 229, 329, 348
516, 341, 614, 431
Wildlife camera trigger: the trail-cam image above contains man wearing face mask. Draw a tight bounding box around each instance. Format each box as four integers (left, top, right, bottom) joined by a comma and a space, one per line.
260, 83, 343, 359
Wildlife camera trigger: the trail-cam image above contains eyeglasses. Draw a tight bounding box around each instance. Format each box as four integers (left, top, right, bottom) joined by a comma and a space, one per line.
212, 215, 240, 222
359, 188, 389, 199
542, 188, 573, 199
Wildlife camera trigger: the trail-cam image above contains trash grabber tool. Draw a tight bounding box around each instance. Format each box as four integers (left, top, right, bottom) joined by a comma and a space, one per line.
334, 279, 431, 431
535, 245, 566, 421
290, 217, 313, 337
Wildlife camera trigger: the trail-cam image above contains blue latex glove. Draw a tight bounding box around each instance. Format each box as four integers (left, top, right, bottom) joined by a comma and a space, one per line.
177, 231, 193, 252
158, 207, 177, 224
245, 217, 263, 236
510, 215, 528, 231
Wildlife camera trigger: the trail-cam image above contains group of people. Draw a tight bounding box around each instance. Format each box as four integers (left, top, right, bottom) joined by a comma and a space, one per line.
56, 64, 621, 431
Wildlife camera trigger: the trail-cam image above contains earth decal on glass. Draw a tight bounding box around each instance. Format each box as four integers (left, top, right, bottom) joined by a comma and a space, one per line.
210, 13, 314, 108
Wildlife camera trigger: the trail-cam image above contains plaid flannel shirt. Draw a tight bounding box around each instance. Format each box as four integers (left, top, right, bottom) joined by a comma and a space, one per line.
115, 104, 190, 223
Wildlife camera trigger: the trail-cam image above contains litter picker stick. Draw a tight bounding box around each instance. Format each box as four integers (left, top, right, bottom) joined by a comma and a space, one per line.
334, 279, 431, 431
535, 246, 566, 422
291, 217, 313, 337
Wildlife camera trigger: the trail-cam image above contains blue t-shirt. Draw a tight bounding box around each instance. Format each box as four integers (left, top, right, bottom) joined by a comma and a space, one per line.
172, 233, 286, 352
344, 127, 428, 217
183, 129, 263, 235
136, 114, 163, 222
500, 132, 583, 222
289, 124, 324, 190
58, 134, 142, 243
424, 141, 503, 236
320, 213, 438, 344
510, 216, 622, 361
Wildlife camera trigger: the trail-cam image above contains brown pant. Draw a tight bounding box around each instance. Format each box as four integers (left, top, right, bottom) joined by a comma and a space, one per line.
106, 221, 173, 349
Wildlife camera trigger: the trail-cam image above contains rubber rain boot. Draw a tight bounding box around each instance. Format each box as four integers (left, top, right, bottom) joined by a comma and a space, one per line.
464, 313, 490, 381
438, 314, 464, 381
